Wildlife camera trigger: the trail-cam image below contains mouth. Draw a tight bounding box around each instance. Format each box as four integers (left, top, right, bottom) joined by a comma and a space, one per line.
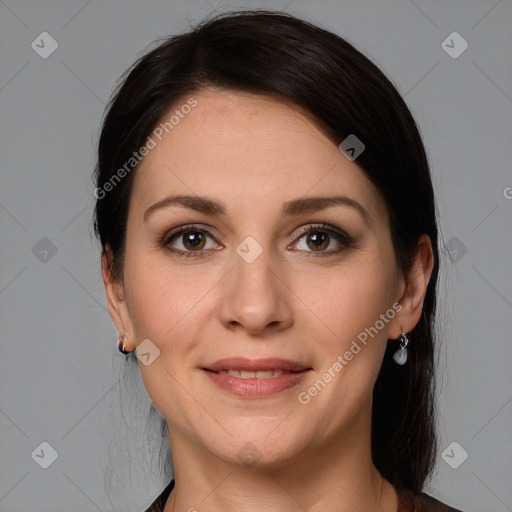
202, 357, 312, 397
203, 357, 310, 374
209, 369, 295, 378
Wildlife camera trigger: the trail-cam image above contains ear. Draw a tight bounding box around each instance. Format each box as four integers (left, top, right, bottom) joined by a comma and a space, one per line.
388, 234, 435, 339
101, 245, 135, 350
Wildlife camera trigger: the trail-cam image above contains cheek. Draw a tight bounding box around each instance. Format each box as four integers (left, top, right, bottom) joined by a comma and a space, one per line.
296, 256, 397, 344
123, 250, 219, 357
123, 258, 202, 416
124, 246, 180, 327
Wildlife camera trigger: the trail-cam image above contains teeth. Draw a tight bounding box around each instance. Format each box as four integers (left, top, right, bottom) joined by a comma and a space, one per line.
255, 370, 274, 378
216, 369, 287, 378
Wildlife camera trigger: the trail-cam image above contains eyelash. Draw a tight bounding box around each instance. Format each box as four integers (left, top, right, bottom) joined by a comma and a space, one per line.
161, 223, 354, 259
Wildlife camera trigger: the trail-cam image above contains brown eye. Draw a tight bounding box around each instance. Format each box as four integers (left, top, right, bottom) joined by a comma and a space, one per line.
291, 223, 354, 257
180, 231, 206, 251
306, 231, 330, 251
163, 226, 220, 258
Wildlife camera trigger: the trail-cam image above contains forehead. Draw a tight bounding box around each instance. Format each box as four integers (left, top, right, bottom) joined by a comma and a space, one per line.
130, 88, 385, 221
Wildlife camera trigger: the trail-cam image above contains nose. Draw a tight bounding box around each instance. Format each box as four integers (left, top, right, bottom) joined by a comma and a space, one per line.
217, 245, 294, 336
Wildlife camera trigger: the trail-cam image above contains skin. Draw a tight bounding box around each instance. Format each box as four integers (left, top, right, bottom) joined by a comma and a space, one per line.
102, 88, 434, 512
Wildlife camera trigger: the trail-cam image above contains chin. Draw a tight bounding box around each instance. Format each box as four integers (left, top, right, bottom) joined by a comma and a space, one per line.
200, 418, 310, 468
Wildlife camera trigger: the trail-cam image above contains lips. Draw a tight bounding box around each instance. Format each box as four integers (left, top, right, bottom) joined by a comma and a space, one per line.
216, 369, 289, 378
204, 357, 310, 373
202, 357, 312, 397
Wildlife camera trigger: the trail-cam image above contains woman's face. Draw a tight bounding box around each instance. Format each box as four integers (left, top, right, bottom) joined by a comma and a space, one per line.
106, 88, 414, 467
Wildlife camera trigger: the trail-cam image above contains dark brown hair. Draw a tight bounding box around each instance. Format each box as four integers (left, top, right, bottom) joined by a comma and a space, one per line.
93, 9, 439, 493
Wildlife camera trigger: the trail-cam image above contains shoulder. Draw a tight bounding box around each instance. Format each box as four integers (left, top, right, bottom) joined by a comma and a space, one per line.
142, 479, 175, 512
397, 485, 468, 512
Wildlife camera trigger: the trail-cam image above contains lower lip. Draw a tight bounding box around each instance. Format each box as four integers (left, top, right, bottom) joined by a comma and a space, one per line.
203, 369, 310, 397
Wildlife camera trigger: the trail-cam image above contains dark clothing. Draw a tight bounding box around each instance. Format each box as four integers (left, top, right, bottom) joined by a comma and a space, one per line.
143, 479, 467, 511
143, 479, 174, 512
396, 485, 466, 511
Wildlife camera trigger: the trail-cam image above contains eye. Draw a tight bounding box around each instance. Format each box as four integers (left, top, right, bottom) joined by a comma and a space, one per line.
290, 223, 354, 257
161, 222, 354, 259
163, 226, 220, 258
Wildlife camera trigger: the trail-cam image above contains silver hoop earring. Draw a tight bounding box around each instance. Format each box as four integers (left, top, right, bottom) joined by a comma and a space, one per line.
393, 332, 409, 365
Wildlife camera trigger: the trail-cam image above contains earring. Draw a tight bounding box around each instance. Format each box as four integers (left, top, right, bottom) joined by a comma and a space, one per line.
118, 334, 131, 355
393, 332, 409, 365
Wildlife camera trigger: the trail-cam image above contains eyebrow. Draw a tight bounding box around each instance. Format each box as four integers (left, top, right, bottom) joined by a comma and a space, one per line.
143, 194, 372, 225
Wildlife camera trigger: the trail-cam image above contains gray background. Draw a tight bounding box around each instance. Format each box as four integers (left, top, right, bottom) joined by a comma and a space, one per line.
1, 0, 511, 511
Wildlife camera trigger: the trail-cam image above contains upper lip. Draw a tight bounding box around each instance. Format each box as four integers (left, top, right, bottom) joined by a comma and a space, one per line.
204, 357, 311, 372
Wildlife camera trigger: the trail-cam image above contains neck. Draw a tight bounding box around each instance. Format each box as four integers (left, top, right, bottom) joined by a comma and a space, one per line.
164, 424, 398, 512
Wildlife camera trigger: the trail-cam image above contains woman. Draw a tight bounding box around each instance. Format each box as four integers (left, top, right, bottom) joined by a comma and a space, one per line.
93, 10, 467, 512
